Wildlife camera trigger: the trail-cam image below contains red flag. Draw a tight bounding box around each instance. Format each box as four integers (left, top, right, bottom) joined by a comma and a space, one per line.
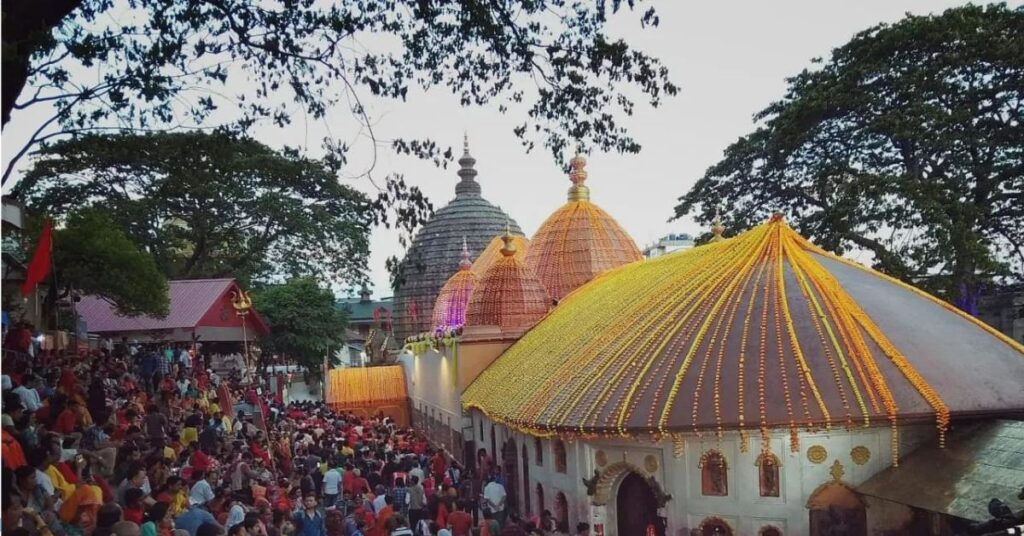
21, 219, 54, 297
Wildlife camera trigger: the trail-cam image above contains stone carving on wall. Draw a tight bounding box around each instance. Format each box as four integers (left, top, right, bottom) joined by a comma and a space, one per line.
850, 446, 870, 465
807, 445, 828, 464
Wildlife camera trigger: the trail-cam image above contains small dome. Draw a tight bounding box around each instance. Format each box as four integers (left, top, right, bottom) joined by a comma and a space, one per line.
465, 217, 1024, 444
525, 154, 643, 301
431, 240, 477, 331
466, 234, 551, 332
393, 136, 525, 340
471, 234, 529, 275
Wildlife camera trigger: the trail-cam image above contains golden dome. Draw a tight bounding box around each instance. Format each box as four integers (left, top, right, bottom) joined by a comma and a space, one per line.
471, 234, 529, 275
431, 239, 478, 331
525, 154, 643, 301
466, 234, 551, 331
465, 218, 1024, 456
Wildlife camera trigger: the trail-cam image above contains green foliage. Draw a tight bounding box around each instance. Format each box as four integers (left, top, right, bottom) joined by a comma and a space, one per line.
16, 131, 385, 286
3, 0, 678, 185
253, 278, 347, 379
675, 4, 1024, 307
56, 208, 169, 317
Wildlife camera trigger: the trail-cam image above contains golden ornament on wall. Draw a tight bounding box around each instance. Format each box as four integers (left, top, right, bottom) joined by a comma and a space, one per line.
644, 454, 659, 473
850, 446, 870, 465
829, 460, 845, 482
807, 445, 828, 464
595, 450, 608, 468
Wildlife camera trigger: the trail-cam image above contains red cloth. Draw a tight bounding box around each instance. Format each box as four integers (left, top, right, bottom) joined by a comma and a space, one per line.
192, 449, 214, 472
449, 511, 473, 536
431, 453, 447, 479
58, 461, 79, 484
435, 501, 449, 528
55, 408, 79, 433
22, 219, 53, 297
1, 429, 27, 469
123, 506, 144, 524
94, 475, 114, 503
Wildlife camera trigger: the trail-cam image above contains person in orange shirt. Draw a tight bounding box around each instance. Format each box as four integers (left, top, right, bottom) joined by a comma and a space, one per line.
1, 414, 27, 470
54, 399, 82, 434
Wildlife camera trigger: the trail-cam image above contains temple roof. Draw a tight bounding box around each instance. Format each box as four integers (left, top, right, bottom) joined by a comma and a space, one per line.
464, 217, 1024, 441
466, 234, 551, 332
472, 234, 529, 275
431, 239, 478, 331
393, 136, 524, 340
524, 154, 643, 301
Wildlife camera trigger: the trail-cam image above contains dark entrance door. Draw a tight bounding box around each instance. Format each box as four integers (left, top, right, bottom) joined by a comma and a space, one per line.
616, 472, 659, 536
502, 439, 519, 515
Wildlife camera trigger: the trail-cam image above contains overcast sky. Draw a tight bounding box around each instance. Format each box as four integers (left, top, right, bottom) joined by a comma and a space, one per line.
2, 0, 976, 298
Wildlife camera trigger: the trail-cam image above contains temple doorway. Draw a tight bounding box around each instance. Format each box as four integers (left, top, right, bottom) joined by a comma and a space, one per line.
502, 439, 520, 515
808, 482, 867, 536
616, 471, 659, 536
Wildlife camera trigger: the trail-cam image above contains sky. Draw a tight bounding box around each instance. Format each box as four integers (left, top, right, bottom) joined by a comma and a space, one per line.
2, 0, 976, 299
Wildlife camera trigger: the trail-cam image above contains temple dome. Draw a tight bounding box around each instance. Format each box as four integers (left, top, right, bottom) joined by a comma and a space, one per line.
464, 216, 1024, 443
466, 234, 551, 332
524, 154, 643, 301
471, 234, 529, 275
431, 240, 478, 331
393, 136, 524, 340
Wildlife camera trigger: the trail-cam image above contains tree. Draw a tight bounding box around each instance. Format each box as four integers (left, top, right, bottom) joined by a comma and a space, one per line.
54, 208, 169, 316
2, 0, 678, 186
15, 131, 395, 286
674, 4, 1024, 312
253, 278, 347, 381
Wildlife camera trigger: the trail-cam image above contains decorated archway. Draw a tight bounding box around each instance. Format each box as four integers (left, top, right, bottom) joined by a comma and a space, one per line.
502, 438, 520, 514
807, 481, 867, 536
589, 461, 671, 536
616, 472, 660, 536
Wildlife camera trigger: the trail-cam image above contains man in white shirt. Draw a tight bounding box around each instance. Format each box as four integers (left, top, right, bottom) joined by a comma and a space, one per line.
12, 376, 42, 412
371, 485, 387, 513
189, 470, 216, 506
483, 477, 507, 527
322, 461, 343, 508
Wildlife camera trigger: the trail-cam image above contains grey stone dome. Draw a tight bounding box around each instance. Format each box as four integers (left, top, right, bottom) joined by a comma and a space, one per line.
393, 138, 523, 341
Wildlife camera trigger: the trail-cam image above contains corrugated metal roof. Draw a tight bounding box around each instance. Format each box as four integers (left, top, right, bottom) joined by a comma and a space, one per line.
78, 279, 236, 332
857, 420, 1024, 521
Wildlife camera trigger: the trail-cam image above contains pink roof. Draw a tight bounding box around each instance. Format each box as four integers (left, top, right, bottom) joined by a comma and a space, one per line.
78, 279, 265, 333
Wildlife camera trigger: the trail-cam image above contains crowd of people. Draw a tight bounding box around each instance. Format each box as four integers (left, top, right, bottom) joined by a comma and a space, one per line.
1, 339, 592, 536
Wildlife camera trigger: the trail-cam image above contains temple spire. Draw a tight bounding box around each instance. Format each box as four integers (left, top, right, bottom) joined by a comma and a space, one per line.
459, 236, 472, 270
456, 131, 481, 196
567, 148, 590, 202
710, 210, 725, 242
501, 219, 517, 256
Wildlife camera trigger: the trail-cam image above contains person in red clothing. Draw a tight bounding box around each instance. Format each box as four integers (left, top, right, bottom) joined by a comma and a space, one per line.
54, 398, 82, 434
123, 488, 147, 524
447, 500, 473, 536
1, 414, 27, 470
431, 450, 448, 483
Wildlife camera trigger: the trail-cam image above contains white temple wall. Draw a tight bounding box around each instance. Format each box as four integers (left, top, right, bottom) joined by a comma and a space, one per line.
470, 409, 937, 536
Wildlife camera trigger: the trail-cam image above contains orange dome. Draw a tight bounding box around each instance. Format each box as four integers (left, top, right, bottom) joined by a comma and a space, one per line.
525, 155, 643, 301
471, 234, 529, 275
431, 240, 478, 330
466, 235, 550, 331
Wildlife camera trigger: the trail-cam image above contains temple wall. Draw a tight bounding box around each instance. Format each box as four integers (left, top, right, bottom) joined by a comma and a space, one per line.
469, 409, 937, 536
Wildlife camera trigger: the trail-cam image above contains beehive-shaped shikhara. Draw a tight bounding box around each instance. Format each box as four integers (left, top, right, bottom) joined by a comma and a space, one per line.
466, 234, 551, 331
525, 154, 643, 301
465, 216, 1024, 458
431, 240, 478, 331
471, 234, 529, 275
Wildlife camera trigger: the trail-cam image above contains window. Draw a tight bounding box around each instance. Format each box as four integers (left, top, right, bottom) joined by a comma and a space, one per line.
555, 492, 569, 529
756, 452, 781, 497
536, 484, 545, 513
522, 444, 531, 515
759, 527, 782, 536
535, 437, 544, 466
699, 450, 728, 496
554, 439, 567, 474
479, 419, 484, 441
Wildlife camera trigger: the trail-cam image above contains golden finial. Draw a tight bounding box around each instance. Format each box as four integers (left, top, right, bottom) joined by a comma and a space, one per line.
500, 220, 517, 257
710, 210, 725, 242
567, 147, 590, 202
230, 290, 253, 314
459, 236, 472, 270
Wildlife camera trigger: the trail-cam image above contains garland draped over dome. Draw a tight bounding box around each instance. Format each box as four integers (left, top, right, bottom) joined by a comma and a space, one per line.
472, 234, 529, 275
465, 217, 1024, 459
525, 154, 643, 301
431, 239, 478, 331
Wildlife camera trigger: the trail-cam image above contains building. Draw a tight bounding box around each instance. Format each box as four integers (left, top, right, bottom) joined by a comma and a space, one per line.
337, 286, 394, 366
643, 233, 695, 258
977, 283, 1024, 344
392, 136, 524, 341
77, 278, 269, 343
394, 151, 1024, 535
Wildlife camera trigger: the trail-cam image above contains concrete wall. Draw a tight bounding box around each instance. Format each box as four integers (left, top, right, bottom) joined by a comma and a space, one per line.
470, 409, 937, 536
